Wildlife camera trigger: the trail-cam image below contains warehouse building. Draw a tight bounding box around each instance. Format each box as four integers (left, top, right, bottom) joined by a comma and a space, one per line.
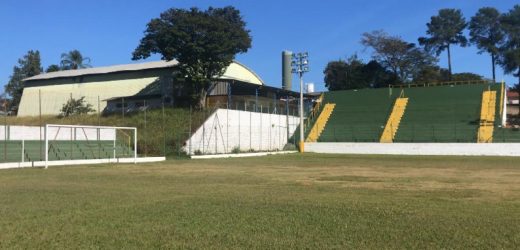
18, 60, 302, 116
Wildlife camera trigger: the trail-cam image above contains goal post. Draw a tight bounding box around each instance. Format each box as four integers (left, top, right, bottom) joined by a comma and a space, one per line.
44, 124, 137, 169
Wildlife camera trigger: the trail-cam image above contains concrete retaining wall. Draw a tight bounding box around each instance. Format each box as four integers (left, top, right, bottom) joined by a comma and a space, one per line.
185, 109, 299, 155
0, 125, 115, 141
305, 142, 520, 156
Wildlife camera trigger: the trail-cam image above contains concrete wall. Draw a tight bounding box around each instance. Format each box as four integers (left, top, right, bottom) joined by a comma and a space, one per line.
0, 125, 115, 141
185, 109, 299, 155
305, 142, 520, 156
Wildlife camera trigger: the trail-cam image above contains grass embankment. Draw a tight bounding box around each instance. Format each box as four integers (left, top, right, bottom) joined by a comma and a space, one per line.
4, 108, 207, 156
0, 153, 518, 248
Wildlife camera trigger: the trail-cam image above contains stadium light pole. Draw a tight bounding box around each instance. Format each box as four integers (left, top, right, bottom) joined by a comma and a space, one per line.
291, 52, 309, 153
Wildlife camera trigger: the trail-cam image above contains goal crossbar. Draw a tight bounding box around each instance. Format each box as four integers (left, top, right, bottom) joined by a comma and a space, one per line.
44, 124, 137, 169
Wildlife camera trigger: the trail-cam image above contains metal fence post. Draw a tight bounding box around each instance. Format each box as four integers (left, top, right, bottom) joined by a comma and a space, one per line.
39, 89, 42, 161
226, 104, 229, 153
144, 99, 147, 157
21, 125, 25, 163
189, 106, 192, 155
249, 107, 252, 151
268, 106, 271, 151
259, 105, 262, 151
238, 105, 241, 151
44, 124, 48, 169
162, 101, 166, 157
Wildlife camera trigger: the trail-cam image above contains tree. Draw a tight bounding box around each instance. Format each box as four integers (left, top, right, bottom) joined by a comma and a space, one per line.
323, 55, 395, 91
60, 50, 91, 70
361, 30, 436, 82
324, 60, 350, 91
132, 6, 252, 107
364, 60, 399, 87
499, 5, 520, 85
4, 50, 42, 108
469, 7, 505, 82
413, 65, 484, 83
60, 96, 95, 117
46, 64, 61, 73
451, 72, 484, 81
413, 65, 450, 83
419, 9, 468, 79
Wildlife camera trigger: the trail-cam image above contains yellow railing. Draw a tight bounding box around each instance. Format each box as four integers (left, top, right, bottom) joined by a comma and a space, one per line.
305, 93, 324, 128
306, 103, 336, 142
389, 80, 493, 89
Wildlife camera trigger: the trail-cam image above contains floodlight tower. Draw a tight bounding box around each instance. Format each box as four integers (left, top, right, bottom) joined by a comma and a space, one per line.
291, 52, 309, 152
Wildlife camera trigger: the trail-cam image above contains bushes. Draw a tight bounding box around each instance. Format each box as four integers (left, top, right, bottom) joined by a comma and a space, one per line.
60, 96, 95, 117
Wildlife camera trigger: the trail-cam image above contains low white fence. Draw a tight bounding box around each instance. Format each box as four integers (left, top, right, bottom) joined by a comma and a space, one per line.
185, 109, 300, 155
305, 142, 520, 157
0, 125, 115, 141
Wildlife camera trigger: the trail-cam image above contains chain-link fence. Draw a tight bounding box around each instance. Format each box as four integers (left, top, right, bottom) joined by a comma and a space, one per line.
3, 85, 520, 163
1, 89, 305, 163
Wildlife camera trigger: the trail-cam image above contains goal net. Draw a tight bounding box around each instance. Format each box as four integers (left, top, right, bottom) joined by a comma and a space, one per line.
44, 124, 137, 168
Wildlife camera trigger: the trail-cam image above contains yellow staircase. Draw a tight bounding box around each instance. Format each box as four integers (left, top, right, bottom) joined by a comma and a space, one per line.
305, 103, 336, 142
380, 97, 409, 143
477, 90, 496, 143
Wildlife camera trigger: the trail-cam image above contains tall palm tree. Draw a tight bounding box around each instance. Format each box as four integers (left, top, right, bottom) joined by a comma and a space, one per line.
60, 50, 91, 70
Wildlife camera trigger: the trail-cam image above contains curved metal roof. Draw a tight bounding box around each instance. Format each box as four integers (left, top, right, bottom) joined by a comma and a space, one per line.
23, 60, 264, 85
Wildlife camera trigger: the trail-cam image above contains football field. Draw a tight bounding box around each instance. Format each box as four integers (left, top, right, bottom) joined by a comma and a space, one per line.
0, 153, 519, 248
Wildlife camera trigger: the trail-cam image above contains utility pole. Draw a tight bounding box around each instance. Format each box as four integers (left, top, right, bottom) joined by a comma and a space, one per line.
291, 52, 309, 153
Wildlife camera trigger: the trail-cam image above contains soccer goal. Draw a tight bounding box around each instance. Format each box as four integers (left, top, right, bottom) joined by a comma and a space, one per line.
44, 124, 137, 168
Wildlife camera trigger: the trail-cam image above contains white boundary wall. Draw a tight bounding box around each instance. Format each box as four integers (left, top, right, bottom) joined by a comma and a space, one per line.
305, 142, 520, 157
191, 151, 297, 159
185, 109, 299, 155
0, 125, 115, 141
0, 157, 165, 170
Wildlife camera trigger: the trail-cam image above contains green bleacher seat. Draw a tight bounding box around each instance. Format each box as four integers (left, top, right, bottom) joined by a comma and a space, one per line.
314, 83, 516, 143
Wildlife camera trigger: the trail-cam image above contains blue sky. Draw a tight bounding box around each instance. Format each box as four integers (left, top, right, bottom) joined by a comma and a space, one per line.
0, 0, 518, 93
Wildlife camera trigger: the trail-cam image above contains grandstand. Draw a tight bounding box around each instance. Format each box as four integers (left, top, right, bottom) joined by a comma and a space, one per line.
308, 82, 520, 143
317, 88, 397, 142
394, 84, 499, 142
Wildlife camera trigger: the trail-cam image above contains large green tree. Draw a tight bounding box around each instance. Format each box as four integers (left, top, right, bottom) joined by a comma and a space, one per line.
4, 50, 42, 108
323, 55, 395, 91
60, 50, 91, 70
419, 9, 468, 79
412, 66, 485, 83
132, 6, 252, 107
412, 65, 450, 83
469, 7, 505, 82
46, 64, 61, 73
361, 30, 436, 82
499, 5, 520, 85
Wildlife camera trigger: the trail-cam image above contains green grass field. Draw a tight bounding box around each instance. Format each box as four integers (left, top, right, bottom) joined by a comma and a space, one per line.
0, 153, 519, 248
